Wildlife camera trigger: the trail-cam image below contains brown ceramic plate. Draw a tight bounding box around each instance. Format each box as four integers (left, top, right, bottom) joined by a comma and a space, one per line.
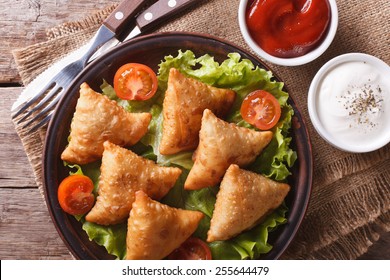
43, 32, 313, 260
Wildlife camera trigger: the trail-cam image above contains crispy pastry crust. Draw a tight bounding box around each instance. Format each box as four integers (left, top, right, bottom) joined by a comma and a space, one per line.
184, 109, 273, 190
61, 83, 152, 164
207, 164, 290, 242
160, 68, 236, 155
126, 191, 204, 260
85, 141, 181, 225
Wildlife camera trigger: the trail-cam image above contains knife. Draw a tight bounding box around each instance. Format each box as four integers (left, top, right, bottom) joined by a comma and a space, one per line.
11, 0, 197, 115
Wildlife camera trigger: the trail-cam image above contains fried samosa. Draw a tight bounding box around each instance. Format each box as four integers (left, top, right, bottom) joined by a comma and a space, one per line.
184, 109, 273, 190
85, 141, 181, 225
126, 191, 204, 260
159, 68, 236, 155
207, 164, 290, 242
61, 83, 152, 165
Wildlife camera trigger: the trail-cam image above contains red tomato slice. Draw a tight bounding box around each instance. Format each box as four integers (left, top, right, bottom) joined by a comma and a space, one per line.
58, 174, 95, 215
167, 237, 212, 260
113, 63, 158, 101
240, 90, 281, 130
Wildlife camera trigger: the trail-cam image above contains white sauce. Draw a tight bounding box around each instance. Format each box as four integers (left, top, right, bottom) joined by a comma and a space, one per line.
316, 60, 390, 149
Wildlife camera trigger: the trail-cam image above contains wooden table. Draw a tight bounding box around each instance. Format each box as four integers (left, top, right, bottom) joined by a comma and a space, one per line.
0, 0, 388, 260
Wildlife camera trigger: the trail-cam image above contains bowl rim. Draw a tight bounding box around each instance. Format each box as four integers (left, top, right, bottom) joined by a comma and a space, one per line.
42, 31, 313, 260
238, 0, 339, 66
308, 52, 390, 153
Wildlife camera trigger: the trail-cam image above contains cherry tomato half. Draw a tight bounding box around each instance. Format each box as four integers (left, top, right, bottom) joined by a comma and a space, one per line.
167, 237, 212, 260
240, 90, 281, 130
113, 63, 158, 101
58, 174, 95, 215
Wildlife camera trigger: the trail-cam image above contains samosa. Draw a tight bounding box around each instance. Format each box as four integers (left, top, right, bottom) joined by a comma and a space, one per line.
160, 68, 235, 155
126, 191, 204, 260
61, 83, 151, 164
85, 141, 181, 225
207, 164, 290, 242
184, 109, 273, 190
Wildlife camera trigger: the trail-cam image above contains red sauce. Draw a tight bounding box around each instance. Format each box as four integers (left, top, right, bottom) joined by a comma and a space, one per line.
246, 0, 331, 58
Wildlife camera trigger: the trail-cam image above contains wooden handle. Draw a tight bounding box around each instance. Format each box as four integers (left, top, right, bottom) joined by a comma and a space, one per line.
136, 0, 197, 31
103, 0, 147, 35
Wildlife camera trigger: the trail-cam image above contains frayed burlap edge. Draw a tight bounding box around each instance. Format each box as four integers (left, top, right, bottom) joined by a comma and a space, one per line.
46, 4, 117, 40
282, 155, 390, 259
282, 211, 390, 259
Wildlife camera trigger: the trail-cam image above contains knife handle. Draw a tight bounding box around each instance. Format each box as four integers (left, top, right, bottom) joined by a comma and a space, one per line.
136, 0, 198, 31
104, 0, 148, 36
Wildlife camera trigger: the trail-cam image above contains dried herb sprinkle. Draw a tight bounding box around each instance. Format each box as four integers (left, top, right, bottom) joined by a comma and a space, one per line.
338, 83, 384, 130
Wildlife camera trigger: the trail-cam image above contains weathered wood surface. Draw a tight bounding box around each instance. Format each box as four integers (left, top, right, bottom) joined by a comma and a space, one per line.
0, 88, 72, 259
0, 87, 389, 259
0, 188, 73, 260
0, 89, 36, 188
0, 0, 115, 83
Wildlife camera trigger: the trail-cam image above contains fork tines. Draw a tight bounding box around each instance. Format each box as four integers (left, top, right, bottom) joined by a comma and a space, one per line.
12, 82, 64, 132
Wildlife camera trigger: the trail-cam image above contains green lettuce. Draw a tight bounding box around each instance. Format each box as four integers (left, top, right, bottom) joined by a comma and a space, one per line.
67, 50, 296, 260
82, 221, 127, 260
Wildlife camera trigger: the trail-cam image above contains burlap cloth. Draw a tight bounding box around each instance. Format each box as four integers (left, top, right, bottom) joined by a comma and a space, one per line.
12, 0, 389, 259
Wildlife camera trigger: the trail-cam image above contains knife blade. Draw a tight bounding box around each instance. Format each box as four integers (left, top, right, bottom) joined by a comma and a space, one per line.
12, 0, 197, 112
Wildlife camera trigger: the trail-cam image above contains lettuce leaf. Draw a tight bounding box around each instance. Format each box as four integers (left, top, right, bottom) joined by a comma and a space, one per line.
82, 221, 127, 260
67, 50, 296, 260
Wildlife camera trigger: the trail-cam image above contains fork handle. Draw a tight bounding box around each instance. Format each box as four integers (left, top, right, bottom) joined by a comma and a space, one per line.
103, 0, 147, 36
136, 0, 198, 31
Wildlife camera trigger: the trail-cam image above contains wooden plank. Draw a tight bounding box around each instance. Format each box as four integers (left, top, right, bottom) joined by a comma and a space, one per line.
0, 87, 36, 188
0, 188, 72, 259
0, 86, 74, 259
0, 0, 115, 83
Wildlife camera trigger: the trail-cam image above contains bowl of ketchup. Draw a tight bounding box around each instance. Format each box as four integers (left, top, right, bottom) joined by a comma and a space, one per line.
238, 0, 338, 66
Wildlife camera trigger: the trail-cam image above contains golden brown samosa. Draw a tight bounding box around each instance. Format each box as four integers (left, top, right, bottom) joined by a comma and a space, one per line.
159, 68, 236, 155
85, 141, 181, 225
126, 191, 204, 260
184, 109, 273, 190
207, 164, 290, 242
61, 83, 151, 165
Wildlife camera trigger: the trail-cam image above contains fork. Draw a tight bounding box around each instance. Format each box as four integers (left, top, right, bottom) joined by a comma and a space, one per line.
11, 0, 148, 132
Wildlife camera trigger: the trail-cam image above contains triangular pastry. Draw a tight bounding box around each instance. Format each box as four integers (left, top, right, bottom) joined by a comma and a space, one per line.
207, 164, 290, 242
85, 141, 181, 225
61, 82, 152, 164
184, 109, 273, 190
159, 68, 236, 155
126, 191, 204, 260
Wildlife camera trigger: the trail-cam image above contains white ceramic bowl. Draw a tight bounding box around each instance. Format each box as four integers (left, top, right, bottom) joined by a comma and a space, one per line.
238, 0, 339, 66
308, 53, 390, 153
